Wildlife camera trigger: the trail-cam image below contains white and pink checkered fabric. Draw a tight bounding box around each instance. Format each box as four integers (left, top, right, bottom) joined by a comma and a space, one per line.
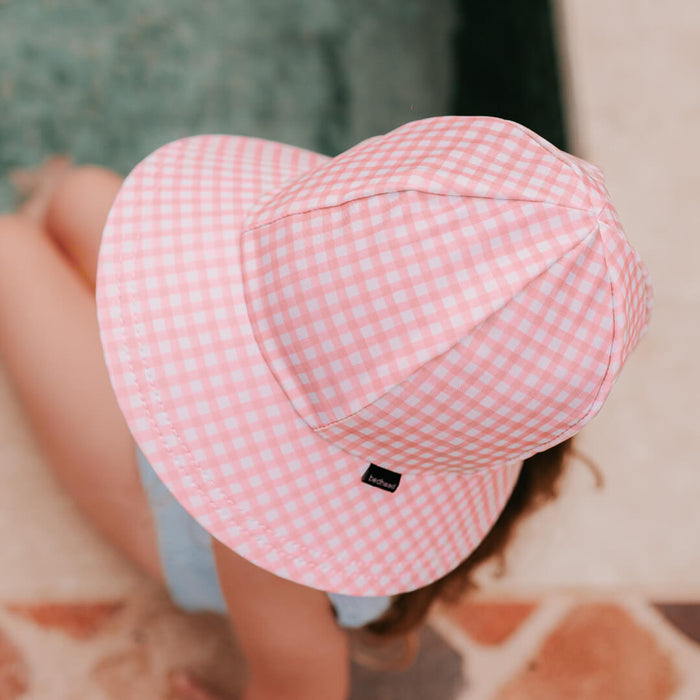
96, 117, 652, 596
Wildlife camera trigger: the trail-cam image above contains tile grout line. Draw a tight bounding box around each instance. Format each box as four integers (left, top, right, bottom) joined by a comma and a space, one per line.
430, 594, 576, 699
431, 592, 700, 699
614, 596, 700, 698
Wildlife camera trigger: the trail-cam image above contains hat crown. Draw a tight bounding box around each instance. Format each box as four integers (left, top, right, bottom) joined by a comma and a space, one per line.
241, 117, 650, 472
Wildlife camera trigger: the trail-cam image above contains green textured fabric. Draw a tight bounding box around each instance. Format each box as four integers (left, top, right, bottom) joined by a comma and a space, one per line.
0, 0, 455, 210
1, 0, 567, 211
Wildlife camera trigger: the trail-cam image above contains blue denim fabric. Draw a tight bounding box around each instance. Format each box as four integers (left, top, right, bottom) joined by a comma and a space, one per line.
135, 444, 392, 629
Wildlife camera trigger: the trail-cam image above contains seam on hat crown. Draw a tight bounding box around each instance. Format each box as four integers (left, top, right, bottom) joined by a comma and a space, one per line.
241, 116, 603, 235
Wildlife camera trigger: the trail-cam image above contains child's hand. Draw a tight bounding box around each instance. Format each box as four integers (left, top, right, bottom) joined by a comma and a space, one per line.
168, 669, 229, 700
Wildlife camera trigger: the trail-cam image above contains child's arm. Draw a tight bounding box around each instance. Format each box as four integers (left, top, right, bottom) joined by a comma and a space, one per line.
212, 539, 351, 700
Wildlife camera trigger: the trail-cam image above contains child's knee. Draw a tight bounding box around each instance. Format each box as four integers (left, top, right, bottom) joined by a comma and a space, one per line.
56, 166, 122, 198
0, 214, 41, 246
45, 166, 122, 234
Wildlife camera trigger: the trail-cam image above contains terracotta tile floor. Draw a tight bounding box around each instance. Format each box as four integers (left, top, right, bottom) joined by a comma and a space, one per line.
1, 590, 699, 698
433, 595, 700, 699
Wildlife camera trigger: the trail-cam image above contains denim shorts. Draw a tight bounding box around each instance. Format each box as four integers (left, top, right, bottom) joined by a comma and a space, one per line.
135, 443, 393, 629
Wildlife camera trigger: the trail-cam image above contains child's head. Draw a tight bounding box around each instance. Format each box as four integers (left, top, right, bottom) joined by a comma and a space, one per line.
95, 116, 652, 626
361, 438, 574, 639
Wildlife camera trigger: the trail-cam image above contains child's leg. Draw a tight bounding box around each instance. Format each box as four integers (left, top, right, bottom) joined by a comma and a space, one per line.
44, 166, 123, 289
0, 190, 164, 584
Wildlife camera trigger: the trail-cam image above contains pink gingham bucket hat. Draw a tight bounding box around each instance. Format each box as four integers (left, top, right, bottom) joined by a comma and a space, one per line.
95, 116, 652, 596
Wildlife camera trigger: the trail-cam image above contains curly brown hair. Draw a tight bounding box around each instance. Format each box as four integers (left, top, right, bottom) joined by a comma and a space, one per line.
346, 437, 589, 669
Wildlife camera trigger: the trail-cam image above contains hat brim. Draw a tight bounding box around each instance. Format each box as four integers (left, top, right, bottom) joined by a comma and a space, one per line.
96, 134, 522, 596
